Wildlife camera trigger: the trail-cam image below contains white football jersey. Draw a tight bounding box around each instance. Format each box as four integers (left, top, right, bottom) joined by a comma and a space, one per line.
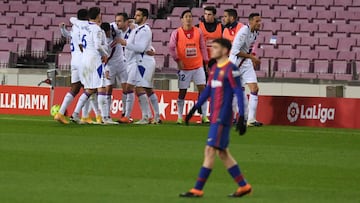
229, 24, 259, 66
125, 24, 152, 63
80, 22, 108, 57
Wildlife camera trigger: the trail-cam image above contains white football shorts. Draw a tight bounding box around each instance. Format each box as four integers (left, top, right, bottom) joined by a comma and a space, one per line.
178, 67, 206, 89
70, 52, 83, 84
104, 60, 127, 86
136, 57, 155, 88
80, 53, 103, 89
239, 59, 258, 86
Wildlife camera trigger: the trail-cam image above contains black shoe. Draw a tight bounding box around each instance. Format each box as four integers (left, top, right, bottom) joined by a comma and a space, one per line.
179, 191, 202, 198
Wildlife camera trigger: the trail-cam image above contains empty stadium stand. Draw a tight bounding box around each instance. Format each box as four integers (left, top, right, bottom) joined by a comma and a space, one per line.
0, 0, 359, 81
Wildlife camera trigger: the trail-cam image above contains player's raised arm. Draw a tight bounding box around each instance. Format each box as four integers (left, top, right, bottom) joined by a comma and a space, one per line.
59, 23, 71, 38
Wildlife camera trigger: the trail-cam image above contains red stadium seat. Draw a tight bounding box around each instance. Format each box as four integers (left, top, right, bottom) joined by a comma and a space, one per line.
154, 55, 165, 71
28, 4, 46, 13
275, 58, 293, 78
0, 16, 15, 28
301, 50, 319, 60
281, 49, 301, 59
0, 51, 11, 68
33, 16, 52, 29
153, 19, 171, 31
337, 51, 356, 61
281, 35, 301, 46
314, 59, 334, 79
333, 60, 352, 80
318, 23, 337, 33
0, 3, 9, 15
278, 0, 296, 7
15, 17, 34, 29
300, 23, 318, 33
13, 37, 29, 57
10, 3, 28, 15
57, 52, 71, 70
319, 38, 338, 49
30, 38, 47, 59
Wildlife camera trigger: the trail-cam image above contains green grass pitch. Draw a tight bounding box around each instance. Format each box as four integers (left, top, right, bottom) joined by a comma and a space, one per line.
0, 115, 359, 203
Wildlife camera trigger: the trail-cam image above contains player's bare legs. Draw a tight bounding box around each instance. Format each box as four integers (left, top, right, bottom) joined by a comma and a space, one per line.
55, 81, 82, 124
177, 89, 187, 124
145, 88, 161, 124
247, 82, 262, 127
135, 86, 151, 124
197, 84, 210, 123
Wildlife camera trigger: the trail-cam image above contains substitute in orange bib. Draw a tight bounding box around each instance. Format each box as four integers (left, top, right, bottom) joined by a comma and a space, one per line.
169, 9, 209, 124
197, 6, 224, 69
223, 9, 244, 43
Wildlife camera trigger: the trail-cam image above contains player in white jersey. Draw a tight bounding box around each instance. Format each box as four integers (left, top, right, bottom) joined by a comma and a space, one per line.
54, 9, 89, 124
229, 13, 263, 127
117, 8, 160, 124
70, 7, 110, 124
113, 13, 135, 122
96, 22, 122, 125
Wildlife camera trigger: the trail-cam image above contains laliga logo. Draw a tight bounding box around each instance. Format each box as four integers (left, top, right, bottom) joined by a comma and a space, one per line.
287, 102, 300, 123
287, 102, 335, 123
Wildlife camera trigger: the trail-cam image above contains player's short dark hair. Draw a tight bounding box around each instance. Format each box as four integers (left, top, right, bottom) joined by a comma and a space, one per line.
100, 22, 110, 32
204, 6, 216, 15
224, 9, 237, 19
248, 13, 260, 20
88, 7, 101, 20
180, 9, 192, 19
116, 12, 129, 21
77, 9, 88, 20
136, 8, 149, 18
213, 38, 232, 51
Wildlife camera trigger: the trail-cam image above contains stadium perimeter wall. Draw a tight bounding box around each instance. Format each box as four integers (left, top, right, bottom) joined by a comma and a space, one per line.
0, 85, 359, 129
1, 69, 359, 98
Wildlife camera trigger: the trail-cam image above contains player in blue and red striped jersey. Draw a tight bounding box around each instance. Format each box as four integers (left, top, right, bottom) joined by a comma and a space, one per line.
180, 38, 251, 198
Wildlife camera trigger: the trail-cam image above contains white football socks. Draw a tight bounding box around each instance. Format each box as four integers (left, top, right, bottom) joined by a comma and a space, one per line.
82, 99, 91, 118
122, 92, 127, 115
177, 99, 184, 120
125, 91, 134, 118
107, 94, 112, 118
98, 93, 108, 119
138, 93, 150, 120
59, 92, 75, 115
201, 101, 208, 119
73, 92, 90, 117
149, 93, 160, 120
89, 94, 101, 117
248, 92, 258, 122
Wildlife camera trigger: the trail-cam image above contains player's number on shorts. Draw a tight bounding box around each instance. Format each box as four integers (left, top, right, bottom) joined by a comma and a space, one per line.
179, 74, 186, 81
81, 34, 87, 48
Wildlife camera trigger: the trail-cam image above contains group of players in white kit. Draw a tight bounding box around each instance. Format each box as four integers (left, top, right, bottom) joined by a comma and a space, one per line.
54, 6, 263, 127
55, 7, 161, 125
